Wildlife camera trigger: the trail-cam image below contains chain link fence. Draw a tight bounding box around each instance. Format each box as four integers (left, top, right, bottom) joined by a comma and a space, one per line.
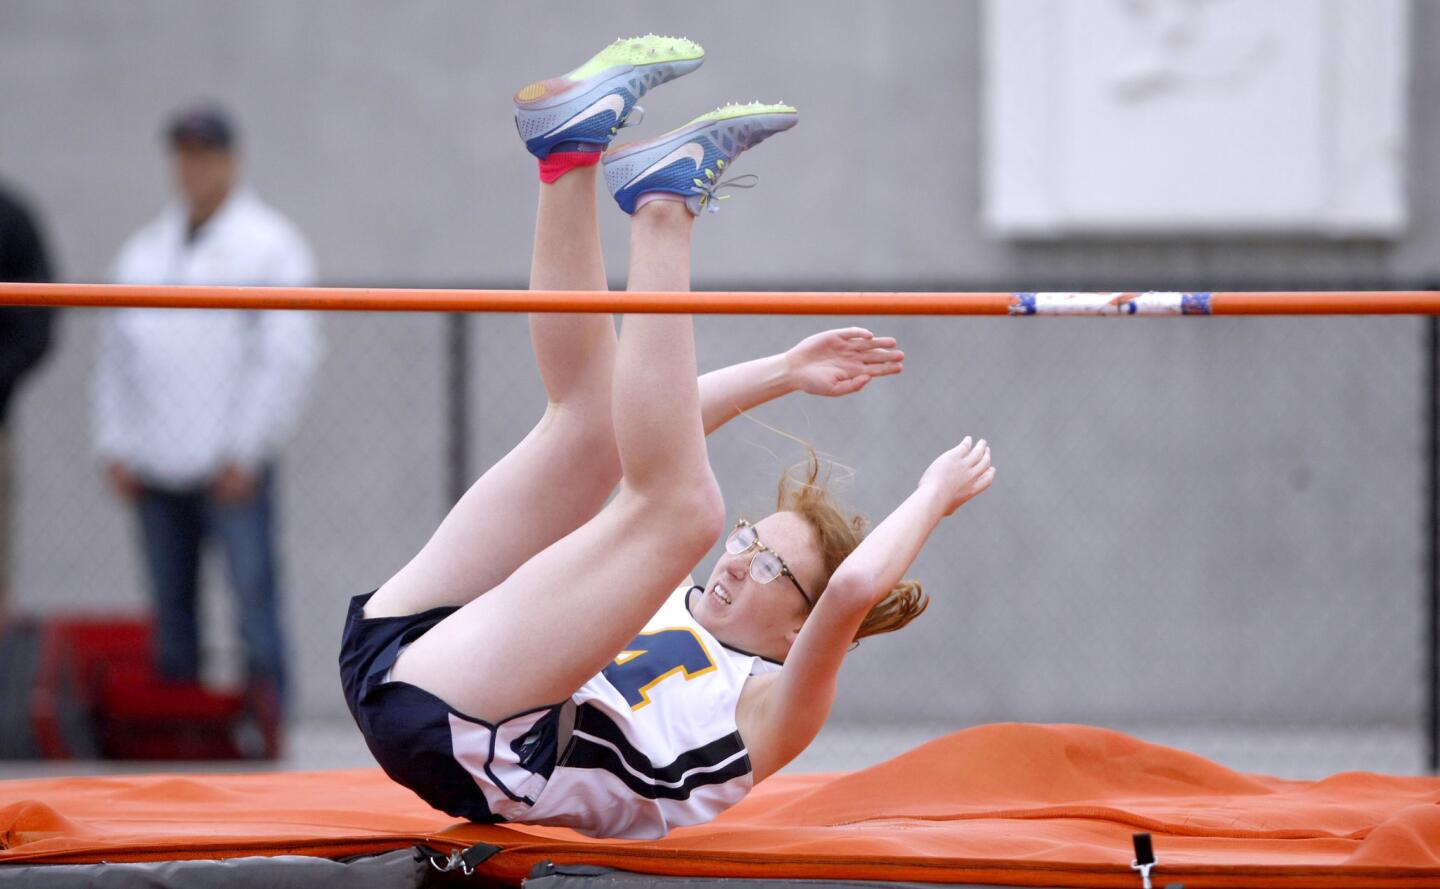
3, 296, 1433, 777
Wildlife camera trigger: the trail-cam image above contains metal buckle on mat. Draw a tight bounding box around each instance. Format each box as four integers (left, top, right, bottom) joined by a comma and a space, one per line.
416, 842, 501, 877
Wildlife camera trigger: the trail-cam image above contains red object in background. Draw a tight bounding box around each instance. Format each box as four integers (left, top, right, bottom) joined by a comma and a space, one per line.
25, 616, 280, 760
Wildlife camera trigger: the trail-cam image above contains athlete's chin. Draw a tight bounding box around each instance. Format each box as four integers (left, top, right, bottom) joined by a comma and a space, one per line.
694, 596, 729, 628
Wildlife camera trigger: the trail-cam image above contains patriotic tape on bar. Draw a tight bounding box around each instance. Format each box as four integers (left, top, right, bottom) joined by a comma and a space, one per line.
10, 283, 1439, 315
1009, 292, 1213, 316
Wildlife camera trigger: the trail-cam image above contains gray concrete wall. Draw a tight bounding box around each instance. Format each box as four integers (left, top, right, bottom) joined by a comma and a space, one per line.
8, 1, 1440, 288
2, 2, 1433, 741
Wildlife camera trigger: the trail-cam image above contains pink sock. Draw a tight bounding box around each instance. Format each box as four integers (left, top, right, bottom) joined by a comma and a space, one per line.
538, 150, 601, 184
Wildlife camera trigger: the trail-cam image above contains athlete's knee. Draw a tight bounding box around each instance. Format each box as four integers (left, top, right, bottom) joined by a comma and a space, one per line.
657, 471, 726, 556
694, 473, 727, 540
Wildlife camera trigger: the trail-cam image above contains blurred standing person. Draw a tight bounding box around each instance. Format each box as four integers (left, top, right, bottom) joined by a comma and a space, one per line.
94, 104, 321, 715
0, 181, 58, 618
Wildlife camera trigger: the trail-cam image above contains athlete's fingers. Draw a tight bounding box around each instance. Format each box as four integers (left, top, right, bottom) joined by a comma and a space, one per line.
855, 336, 897, 349
973, 447, 992, 473
866, 361, 903, 377
861, 348, 904, 362
826, 374, 869, 396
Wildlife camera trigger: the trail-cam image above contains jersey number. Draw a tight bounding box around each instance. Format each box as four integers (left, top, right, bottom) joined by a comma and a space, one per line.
603, 628, 716, 710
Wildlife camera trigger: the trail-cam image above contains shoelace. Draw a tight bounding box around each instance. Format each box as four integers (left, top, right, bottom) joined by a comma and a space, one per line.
608, 104, 645, 136
687, 159, 759, 215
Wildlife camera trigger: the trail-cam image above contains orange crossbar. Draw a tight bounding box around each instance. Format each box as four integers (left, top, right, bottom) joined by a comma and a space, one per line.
3, 282, 1440, 315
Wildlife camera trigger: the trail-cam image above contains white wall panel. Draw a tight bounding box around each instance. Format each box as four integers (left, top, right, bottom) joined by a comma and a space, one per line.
984, 0, 1409, 236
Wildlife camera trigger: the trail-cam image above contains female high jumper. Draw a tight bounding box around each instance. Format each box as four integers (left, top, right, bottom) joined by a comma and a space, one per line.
340, 35, 994, 840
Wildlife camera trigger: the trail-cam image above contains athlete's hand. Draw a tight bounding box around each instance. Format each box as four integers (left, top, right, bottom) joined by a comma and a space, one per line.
784, 327, 904, 398
919, 436, 995, 517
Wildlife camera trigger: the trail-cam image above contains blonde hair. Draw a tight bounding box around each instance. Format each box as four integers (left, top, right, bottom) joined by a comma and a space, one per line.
775, 446, 928, 641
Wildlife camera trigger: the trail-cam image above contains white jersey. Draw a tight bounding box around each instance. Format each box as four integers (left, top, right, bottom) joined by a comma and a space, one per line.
479, 585, 779, 839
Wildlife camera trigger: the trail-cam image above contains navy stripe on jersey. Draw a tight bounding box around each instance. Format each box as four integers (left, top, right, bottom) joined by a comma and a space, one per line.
565, 734, 751, 801
565, 703, 750, 800
574, 703, 749, 784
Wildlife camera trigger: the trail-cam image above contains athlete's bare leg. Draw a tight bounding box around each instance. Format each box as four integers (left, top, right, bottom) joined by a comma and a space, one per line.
365, 166, 622, 619
390, 200, 724, 721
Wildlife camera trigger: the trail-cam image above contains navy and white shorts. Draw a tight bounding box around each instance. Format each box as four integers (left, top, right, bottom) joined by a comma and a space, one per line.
338, 592, 562, 822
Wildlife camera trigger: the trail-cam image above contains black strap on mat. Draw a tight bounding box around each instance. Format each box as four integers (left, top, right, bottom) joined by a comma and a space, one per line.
416, 841, 502, 877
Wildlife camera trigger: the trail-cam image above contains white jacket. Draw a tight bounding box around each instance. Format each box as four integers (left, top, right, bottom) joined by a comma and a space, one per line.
94, 188, 322, 488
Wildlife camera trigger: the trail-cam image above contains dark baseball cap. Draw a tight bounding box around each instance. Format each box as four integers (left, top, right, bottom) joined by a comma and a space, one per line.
166, 103, 237, 150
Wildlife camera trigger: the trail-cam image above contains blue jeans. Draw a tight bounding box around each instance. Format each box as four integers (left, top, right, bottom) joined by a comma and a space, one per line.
135, 467, 286, 712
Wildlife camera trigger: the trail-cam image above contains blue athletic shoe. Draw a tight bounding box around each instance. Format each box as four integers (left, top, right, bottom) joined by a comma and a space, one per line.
602, 102, 799, 215
514, 35, 704, 160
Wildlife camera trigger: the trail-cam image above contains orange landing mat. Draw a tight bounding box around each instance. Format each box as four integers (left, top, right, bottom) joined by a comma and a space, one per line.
3, 723, 1440, 888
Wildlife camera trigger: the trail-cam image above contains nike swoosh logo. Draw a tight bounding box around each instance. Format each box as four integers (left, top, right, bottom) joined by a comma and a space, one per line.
542, 93, 626, 138
624, 142, 705, 190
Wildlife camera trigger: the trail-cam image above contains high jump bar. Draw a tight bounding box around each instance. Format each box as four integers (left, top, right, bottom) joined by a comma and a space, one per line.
5, 283, 1440, 315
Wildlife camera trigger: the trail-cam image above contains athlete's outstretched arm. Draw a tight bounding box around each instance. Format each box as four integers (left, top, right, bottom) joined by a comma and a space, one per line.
698, 328, 904, 435
749, 437, 995, 773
